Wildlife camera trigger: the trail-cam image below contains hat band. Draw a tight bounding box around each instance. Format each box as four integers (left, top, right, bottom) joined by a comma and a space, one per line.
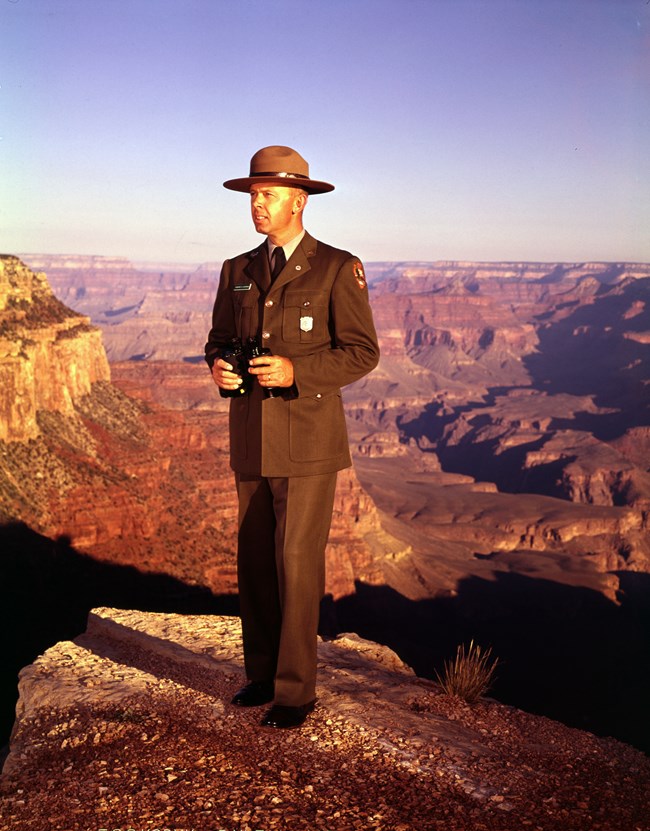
252, 170, 310, 180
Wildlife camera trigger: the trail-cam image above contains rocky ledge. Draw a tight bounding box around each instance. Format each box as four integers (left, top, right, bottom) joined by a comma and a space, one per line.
1, 609, 648, 831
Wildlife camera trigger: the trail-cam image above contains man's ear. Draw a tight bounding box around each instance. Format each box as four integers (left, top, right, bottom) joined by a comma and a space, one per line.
293, 191, 308, 214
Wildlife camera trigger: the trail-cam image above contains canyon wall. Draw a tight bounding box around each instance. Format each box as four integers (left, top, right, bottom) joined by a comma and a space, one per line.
0, 256, 110, 442
21, 254, 219, 362
4, 253, 649, 751
13, 253, 649, 587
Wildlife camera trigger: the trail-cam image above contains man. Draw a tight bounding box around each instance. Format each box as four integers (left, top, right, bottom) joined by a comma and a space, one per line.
205, 145, 379, 729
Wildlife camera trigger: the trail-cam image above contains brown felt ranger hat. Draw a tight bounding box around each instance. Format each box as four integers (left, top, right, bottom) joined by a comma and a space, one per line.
223, 145, 335, 194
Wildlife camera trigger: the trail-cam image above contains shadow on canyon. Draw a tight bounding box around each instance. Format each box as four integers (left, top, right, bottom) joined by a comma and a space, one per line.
399, 278, 649, 492
0, 521, 239, 757
328, 571, 650, 754
2, 522, 649, 759
523, 278, 650, 438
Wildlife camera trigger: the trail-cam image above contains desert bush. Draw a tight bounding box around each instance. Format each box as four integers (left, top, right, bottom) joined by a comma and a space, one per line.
436, 639, 498, 703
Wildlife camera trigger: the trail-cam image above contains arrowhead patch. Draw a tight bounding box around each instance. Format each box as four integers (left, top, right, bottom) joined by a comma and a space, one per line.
353, 261, 366, 289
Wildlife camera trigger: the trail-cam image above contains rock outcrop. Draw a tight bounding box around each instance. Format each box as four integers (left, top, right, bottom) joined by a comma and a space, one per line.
2, 607, 648, 831
0, 256, 110, 442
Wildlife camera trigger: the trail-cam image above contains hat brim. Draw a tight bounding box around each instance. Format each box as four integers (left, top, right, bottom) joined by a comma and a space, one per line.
223, 176, 335, 195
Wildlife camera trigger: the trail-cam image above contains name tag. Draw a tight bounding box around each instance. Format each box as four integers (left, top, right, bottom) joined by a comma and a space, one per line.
234, 283, 252, 292
300, 315, 314, 332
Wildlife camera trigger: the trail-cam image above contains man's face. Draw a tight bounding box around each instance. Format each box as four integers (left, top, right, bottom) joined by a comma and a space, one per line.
250, 184, 303, 240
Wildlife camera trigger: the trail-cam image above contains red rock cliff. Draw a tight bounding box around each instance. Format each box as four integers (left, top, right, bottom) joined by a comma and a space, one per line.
0, 256, 110, 442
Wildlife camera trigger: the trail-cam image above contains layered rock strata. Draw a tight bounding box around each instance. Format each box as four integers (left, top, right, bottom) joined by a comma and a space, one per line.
20, 254, 220, 362
0, 256, 110, 442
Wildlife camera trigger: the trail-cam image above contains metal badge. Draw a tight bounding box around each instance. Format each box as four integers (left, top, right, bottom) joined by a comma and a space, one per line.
300, 315, 314, 332
234, 283, 252, 291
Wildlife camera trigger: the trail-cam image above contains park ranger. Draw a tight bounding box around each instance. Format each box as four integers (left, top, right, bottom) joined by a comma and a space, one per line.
205, 145, 379, 729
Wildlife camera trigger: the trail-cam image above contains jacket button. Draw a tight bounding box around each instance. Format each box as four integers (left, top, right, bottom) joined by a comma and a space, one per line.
316, 393, 322, 399
262, 331, 271, 339
265, 299, 274, 307
303, 300, 311, 307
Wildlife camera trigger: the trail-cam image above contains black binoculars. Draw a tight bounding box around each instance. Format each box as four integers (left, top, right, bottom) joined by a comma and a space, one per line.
220, 336, 277, 398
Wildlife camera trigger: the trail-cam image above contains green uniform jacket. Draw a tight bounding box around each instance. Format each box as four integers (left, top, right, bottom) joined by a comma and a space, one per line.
205, 232, 380, 477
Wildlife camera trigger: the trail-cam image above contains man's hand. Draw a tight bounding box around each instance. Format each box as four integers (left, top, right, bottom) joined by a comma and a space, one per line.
211, 358, 243, 392
248, 355, 295, 388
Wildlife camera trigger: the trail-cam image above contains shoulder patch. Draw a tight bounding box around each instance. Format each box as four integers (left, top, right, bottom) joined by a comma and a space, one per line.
353, 261, 366, 289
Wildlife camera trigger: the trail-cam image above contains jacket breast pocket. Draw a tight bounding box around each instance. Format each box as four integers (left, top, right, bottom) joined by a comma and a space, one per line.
282, 289, 328, 344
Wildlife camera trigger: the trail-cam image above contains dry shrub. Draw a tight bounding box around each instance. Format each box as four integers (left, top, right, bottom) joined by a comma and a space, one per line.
436, 639, 498, 703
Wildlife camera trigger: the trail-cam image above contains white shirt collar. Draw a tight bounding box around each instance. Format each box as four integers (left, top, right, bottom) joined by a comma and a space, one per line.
267, 230, 306, 263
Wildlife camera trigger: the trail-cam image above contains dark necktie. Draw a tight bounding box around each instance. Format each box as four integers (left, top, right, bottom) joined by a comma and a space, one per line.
271, 246, 286, 282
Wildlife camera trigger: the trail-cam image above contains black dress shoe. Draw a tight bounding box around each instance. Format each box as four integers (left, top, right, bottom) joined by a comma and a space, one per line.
230, 680, 275, 707
261, 700, 316, 729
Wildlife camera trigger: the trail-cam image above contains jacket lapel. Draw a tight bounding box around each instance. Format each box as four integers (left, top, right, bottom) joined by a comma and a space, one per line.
244, 243, 271, 292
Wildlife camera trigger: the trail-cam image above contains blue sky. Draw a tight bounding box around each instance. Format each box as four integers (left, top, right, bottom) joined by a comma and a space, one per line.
2, 0, 649, 264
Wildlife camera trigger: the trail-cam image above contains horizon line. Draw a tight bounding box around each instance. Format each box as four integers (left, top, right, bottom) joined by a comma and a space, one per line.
12, 252, 650, 270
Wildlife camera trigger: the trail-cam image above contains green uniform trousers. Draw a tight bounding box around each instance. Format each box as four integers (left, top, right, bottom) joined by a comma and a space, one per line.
235, 470, 338, 706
